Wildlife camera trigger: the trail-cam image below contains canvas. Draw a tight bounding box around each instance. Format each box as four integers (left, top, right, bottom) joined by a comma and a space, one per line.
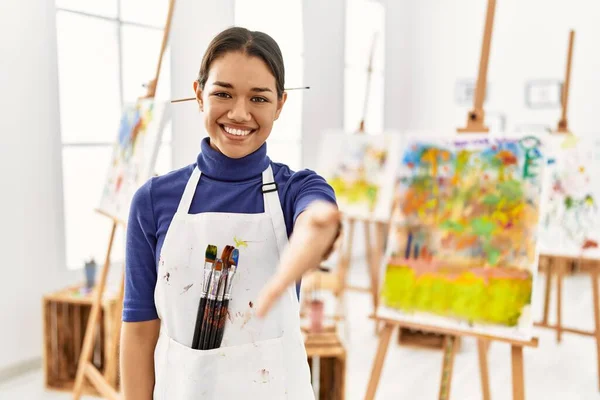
98, 98, 170, 224
378, 134, 546, 340
539, 134, 600, 259
317, 131, 400, 222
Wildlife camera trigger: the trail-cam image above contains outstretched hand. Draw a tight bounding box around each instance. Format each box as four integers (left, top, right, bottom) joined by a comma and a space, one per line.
255, 201, 341, 317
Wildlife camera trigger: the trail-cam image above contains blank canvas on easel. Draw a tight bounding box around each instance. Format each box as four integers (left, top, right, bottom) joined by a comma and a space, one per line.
378, 133, 546, 340
317, 131, 400, 222
98, 98, 170, 223
539, 134, 600, 259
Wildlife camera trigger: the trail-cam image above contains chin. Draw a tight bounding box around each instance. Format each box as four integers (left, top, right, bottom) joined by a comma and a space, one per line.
211, 138, 257, 159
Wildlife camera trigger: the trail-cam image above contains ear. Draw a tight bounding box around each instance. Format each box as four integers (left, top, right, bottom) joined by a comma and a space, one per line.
274, 92, 288, 121
193, 80, 204, 112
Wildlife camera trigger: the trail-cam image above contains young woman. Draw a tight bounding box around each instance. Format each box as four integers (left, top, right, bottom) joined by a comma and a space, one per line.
120, 27, 340, 399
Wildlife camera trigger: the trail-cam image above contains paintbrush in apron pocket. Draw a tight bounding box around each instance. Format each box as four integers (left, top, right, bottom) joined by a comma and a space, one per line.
207, 256, 231, 349
200, 246, 233, 350
214, 248, 239, 349
191, 245, 217, 350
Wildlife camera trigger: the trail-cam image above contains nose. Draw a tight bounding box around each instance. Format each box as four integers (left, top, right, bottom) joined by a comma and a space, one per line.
227, 98, 251, 122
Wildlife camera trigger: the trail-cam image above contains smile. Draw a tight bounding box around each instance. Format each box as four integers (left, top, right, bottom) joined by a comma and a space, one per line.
220, 124, 256, 137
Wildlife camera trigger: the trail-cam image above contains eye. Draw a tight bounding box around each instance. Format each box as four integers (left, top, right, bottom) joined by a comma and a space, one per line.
251, 96, 269, 103
213, 92, 231, 98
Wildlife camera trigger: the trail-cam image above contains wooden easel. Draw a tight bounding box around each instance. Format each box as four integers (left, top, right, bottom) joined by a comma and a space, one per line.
364, 318, 538, 400
457, 0, 496, 134
71, 2, 176, 399
534, 30, 600, 391
365, 1, 539, 398
336, 32, 387, 328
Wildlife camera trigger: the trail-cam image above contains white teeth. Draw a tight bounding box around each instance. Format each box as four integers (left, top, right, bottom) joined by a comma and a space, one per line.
223, 125, 252, 136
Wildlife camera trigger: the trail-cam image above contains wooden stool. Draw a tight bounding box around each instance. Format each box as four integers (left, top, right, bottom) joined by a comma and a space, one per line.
305, 328, 347, 400
42, 284, 120, 395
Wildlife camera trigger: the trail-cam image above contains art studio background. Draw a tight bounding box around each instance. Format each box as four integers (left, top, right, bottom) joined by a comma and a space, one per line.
2, 0, 600, 399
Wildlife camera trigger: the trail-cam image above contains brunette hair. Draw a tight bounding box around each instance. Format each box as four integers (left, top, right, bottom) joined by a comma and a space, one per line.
197, 27, 285, 99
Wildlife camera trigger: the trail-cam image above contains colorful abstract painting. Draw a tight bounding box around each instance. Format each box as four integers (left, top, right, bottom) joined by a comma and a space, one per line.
378, 134, 546, 340
98, 99, 169, 223
539, 135, 600, 259
317, 131, 400, 221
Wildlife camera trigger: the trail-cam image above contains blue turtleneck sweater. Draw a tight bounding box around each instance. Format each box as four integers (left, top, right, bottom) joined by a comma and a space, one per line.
123, 138, 336, 322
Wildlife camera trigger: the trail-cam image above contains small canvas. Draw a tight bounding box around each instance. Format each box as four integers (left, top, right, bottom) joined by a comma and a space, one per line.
98, 98, 170, 223
378, 133, 546, 340
539, 134, 600, 259
317, 131, 401, 222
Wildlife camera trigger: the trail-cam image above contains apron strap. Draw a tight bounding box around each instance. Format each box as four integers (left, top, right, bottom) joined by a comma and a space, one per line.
262, 165, 288, 256
176, 167, 202, 214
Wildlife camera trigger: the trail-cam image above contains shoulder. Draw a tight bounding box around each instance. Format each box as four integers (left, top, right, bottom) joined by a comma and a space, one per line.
271, 161, 336, 203
130, 164, 196, 219
271, 161, 326, 187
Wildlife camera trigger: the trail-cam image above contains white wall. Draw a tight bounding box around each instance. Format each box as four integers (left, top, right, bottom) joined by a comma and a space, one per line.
301, 0, 346, 170
383, 0, 600, 135
170, 0, 235, 169
0, 0, 78, 371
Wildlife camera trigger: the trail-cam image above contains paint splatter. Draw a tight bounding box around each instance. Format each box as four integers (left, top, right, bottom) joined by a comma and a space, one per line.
227, 310, 233, 323
259, 369, 270, 383
180, 283, 193, 294
163, 272, 170, 282
241, 312, 251, 329
249, 301, 254, 308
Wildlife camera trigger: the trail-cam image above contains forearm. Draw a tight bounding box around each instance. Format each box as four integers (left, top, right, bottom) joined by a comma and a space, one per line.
120, 319, 160, 400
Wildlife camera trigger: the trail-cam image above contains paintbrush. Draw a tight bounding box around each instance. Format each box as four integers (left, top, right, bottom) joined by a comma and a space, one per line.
214, 248, 240, 348
207, 258, 230, 349
191, 245, 217, 349
200, 246, 233, 350
198, 258, 223, 350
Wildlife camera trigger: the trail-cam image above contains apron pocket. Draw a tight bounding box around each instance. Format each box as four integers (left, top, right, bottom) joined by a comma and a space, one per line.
159, 333, 287, 399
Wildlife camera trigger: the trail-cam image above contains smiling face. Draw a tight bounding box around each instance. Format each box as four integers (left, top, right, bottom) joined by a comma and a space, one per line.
193, 51, 287, 159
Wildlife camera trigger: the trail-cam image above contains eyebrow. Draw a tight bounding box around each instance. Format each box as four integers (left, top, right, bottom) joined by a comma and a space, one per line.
213, 81, 273, 93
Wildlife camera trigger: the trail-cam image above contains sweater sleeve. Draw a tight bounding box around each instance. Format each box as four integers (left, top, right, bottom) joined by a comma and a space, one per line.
292, 170, 338, 224
122, 179, 159, 322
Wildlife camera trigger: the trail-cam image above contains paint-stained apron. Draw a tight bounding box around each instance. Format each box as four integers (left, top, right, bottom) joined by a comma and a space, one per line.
153, 165, 314, 399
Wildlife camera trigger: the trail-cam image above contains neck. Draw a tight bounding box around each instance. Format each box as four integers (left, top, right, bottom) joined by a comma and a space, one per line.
196, 137, 270, 182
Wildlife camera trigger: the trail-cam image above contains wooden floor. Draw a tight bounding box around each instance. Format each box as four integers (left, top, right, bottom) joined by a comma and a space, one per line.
2, 261, 600, 399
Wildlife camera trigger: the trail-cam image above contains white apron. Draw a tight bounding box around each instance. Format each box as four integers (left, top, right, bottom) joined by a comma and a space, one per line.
153, 165, 314, 399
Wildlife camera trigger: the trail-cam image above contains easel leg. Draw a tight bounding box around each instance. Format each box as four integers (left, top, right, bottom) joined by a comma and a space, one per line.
438, 335, 458, 400
364, 324, 394, 400
511, 345, 525, 400
477, 340, 491, 400
104, 272, 125, 388
542, 258, 553, 325
371, 223, 385, 334
556, 260, 564, 343
73, 222, 117, 399
590, 269, 600, 391
339, 218, 355, 294
362, 220, 379, 327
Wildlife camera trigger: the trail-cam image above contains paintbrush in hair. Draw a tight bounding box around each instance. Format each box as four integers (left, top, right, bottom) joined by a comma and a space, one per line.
200, 246, 233, 350
191, 245, 217, 350
214, 248, 240, 348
